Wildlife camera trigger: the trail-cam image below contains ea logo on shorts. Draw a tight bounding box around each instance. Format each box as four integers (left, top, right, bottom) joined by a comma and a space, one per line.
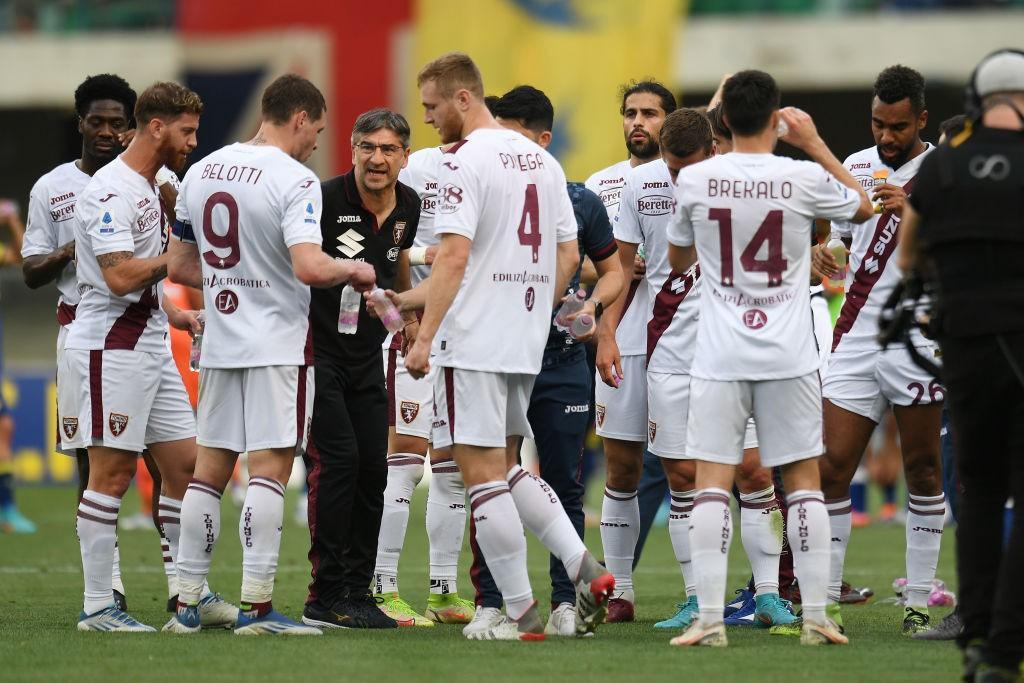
743, 309, 767, 330
524, 286, 535, 311
216, 289, 239, 315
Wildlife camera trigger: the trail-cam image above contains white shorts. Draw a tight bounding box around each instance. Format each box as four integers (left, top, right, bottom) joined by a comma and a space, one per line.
687, 372, 823, 468
594, 354, 647, 442
385, 348, 434, 440
822, 345, 945, 423
647, 371, 757, 459
432, 367, 534, 449
58, 349, 196, 453
197, 365, 313, 454
810, 289, 832, 380
54, 325, 76, 456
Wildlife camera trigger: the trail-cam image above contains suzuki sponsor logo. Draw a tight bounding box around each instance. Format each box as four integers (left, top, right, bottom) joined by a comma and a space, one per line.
336, 229, 366, 257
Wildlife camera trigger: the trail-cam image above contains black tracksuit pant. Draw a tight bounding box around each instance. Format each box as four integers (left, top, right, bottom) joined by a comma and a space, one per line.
305, 352, 388, 609
942, 332, 1024, 670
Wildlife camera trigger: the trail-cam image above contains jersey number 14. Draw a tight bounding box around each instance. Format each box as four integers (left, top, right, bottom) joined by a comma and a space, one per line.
709, 208, 787, 288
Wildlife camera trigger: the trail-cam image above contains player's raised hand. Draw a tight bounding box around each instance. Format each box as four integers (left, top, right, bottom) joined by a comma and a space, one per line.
778, 107, 822, 152
811, 243, 840, 279
596, 336, 624, 389
872, 183, 907, 216
405, 337, 431, 379
346, 261, 377, 292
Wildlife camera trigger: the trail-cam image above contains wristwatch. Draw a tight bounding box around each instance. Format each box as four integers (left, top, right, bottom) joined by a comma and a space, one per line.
592, 298, 604, 320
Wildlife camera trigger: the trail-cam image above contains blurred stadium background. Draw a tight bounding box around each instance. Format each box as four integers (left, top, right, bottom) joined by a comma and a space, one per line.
1, 0, 1022, 489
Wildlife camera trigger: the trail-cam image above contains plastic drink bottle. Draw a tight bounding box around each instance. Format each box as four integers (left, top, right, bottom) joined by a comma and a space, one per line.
368, 289, 404, 334
188, 312, 205, 372
338, 284, 361, 334
554, 289, 586, 332
570, 314, 595, 340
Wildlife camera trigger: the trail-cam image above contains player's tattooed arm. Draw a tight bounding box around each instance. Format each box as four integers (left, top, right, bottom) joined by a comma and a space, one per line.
97, 250, 170, 297
168, 238, 204, 289
22, 239, 76, 289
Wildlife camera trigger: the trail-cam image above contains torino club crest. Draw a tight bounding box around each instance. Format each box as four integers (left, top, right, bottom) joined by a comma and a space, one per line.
108, 413, 129, 436
595, 404, 606, 428
400, 401, 420, 424
648, 420, 657, 443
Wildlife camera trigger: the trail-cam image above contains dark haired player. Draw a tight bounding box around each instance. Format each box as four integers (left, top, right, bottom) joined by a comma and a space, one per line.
813, 65, 945, 636
22, 74, 137, 603
585, 80, 676, 621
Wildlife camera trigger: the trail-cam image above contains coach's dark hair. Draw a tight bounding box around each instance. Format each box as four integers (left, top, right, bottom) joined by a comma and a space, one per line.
492, 85, 554, 134
135, 81, 203, 125
706, 105, 732, 141
722, 70, 780, 137
75, 74, 137, 123
351, 108, 411, 148
938, 113, 967, 142
619, 80, 677, 116
262, 74, 326, 125
660, 108, 713, 158
874, 65, 927, 114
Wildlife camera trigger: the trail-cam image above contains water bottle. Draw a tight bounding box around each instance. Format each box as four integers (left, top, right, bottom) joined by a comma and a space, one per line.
368, 288, 404, 334
827, 235, 848, 281
569, 314, 595, 340
554, 289, 586, 332
338, 284, 361, 334
776, 117, 789, 139
188, 311, 205, 372
872, 169, 890, 213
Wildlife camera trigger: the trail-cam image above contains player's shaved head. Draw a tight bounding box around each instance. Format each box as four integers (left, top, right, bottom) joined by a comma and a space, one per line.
262, 74, 327, 125
722, 70, 780, 137
417, 52, 484, 99
135, 81, 204, 125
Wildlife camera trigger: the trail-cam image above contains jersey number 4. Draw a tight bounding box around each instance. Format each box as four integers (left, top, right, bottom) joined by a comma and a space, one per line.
709, 208, 787, 288
517, 184, 541, 263
202, 192, 240, 270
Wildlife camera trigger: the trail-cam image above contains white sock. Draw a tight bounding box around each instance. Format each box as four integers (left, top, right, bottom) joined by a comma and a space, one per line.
373, 453, 425, 594
468, 482, 533, 620
739, 486, 782, 597
668, 489, 696, 597
507, 465, 587, 581
906, 493, 946, 608
600, 486, 639, 595
825, 497, 852, 603
111, 541, 125, 596
787, 490, 830, 623
158, 495, 182, 599
427, 458, 465, 594
176, 479, 222, 605
77, 490, 121, 614
239, 476, 285, 606
691, 488, 732, 624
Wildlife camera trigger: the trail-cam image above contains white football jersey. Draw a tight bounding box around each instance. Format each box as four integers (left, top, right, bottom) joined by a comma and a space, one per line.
22, 161, 91, 326
398, 146, 442, 287
615, 159, 701, 372
587, 159, 648, 356
669, 153, 862, 381
431, 128, 577, 374
174, 143, 322, 368
66, 157, 170, 354
831, 144, 934, 354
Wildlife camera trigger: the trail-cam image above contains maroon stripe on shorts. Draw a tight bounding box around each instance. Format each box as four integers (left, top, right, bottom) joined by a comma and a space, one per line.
386, 349, 398, 429
57, 302, 77, 326
77, 510, 117, 525
89, 350, 103, 440
617, 279, 640, 331
647, 265, 700, 363
832, 178, 915, 352
303, 322, 314, 366
444, 367, 455, 441
296, 366, 308, 443
104, 287, 159, 350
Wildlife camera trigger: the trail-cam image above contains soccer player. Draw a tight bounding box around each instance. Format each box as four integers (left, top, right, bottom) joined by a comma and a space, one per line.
587, 80, 676, 622
405, 52, 614, 641
300, 109, 420, 630
813, 65, 945, 635
59, 81, 209, 632
21, 73, 139, 602
458, 85, 624, 637
372, 142, 476, 627
166, 75, 375, 636
666, 71, 872, 647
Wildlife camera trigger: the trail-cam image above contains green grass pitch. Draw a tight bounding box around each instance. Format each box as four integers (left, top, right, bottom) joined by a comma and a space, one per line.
0, 486, 960, 682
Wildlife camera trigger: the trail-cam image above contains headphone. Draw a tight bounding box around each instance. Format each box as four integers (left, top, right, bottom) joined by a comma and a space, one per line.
964, 48, 1024, 120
